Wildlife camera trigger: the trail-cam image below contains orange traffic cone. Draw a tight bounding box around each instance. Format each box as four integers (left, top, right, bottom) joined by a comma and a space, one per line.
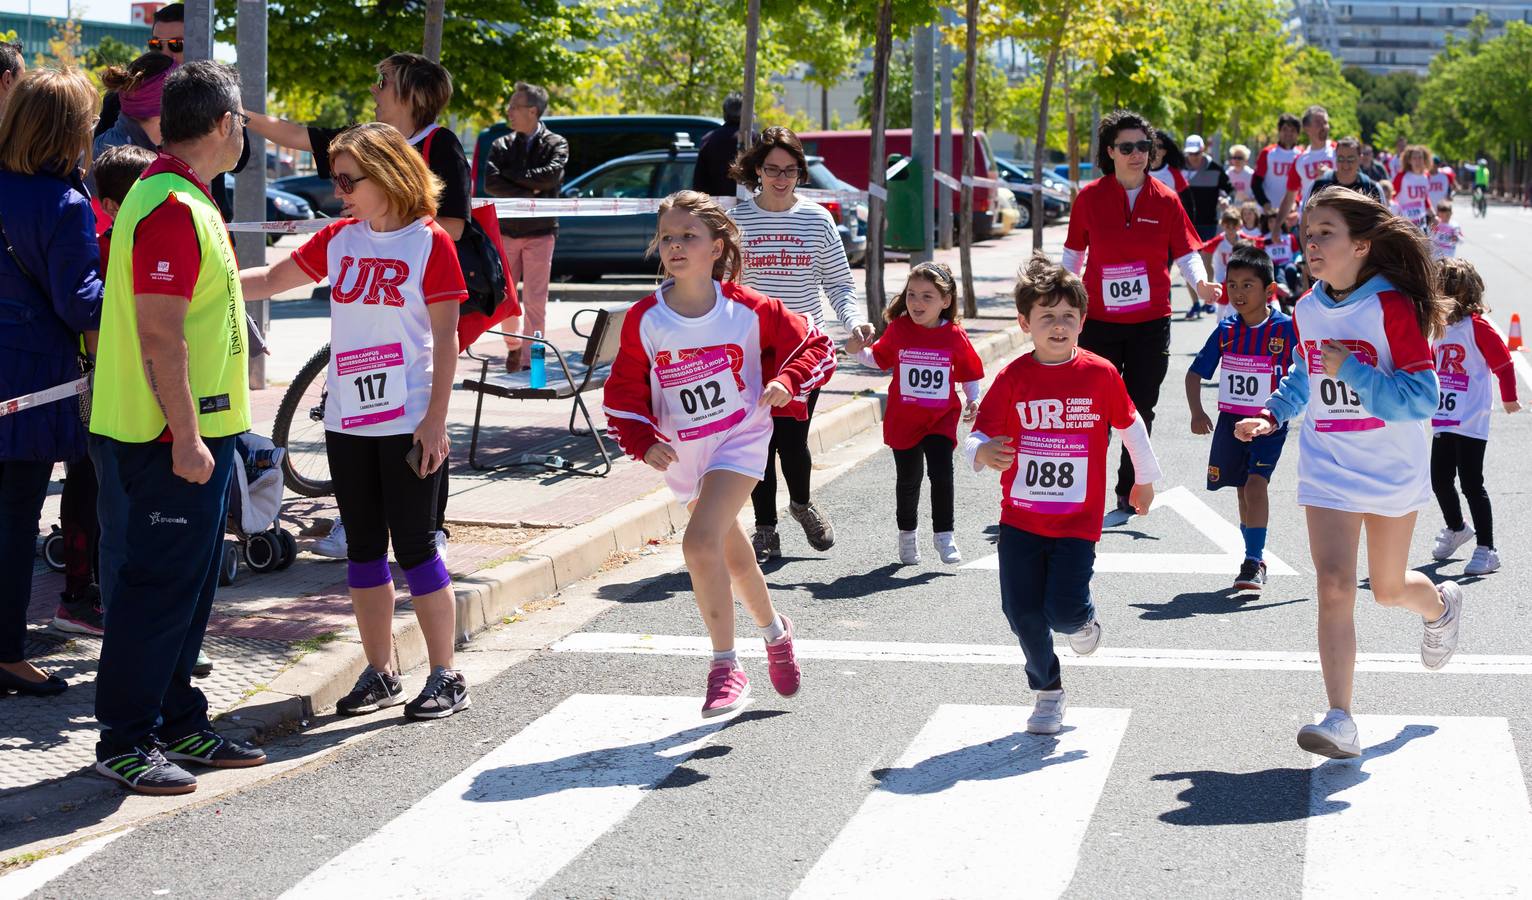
1510, 314, 1525, 351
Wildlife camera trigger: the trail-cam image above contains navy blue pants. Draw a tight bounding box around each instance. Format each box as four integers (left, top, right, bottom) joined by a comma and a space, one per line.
0, 459, 54, 664
91, 434, 235, 758
997, 524, 1097, 691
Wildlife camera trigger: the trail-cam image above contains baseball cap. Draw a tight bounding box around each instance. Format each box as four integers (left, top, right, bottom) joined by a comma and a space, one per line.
1183, 134, 1205, 154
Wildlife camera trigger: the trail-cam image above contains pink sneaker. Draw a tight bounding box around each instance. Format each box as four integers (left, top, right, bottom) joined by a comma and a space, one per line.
764, 614, 801, 697
702, 662, 750, 718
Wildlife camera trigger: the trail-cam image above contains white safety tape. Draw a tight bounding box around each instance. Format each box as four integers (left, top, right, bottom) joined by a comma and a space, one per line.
0, 377, 88, 418
933, 170, 962, 192
959, 174, 1008, 190
867, 183, 888, 202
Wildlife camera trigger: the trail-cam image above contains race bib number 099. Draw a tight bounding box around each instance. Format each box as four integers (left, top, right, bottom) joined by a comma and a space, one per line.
899, 348, 953, 408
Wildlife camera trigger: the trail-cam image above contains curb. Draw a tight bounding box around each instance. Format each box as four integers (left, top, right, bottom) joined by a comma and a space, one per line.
215, 316, 1030, 744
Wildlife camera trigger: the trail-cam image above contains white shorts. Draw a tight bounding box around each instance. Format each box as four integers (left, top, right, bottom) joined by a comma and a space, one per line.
662, 414, 773, 505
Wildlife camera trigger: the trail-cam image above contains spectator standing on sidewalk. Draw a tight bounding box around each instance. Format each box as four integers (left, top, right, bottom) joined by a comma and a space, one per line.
693, 94, 751, 198
0, 41, 25, 113
90, 62, 267, 795
98, 2, 184, 139
483, 82, 568, 373
0, 68, 104, 698
728, 126, 866, 562
93, 53, 176, 159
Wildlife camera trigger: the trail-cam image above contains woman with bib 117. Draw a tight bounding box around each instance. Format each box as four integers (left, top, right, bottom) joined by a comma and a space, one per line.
240, 123, 473, 721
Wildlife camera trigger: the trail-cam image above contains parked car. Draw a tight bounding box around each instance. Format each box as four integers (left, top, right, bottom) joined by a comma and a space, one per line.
1052, 162, 1095, 181
797, 128, 999, 240
273, 173, 343, 217
993, 187, 1020, 236
470, 114, 722, 196
993, 158, 1071, 227
549, 145, 866, 276
216, 176, 315, 244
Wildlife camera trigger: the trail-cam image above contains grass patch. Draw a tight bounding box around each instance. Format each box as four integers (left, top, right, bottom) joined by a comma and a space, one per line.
292, 631, 339, 655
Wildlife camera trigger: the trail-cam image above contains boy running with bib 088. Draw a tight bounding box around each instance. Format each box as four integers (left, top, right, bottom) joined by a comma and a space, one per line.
1185, 244, 1298, 593
965, 254, 1163, 736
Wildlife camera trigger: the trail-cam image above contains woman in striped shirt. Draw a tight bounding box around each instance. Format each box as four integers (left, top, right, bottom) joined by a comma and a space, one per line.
728, 126, 871, 563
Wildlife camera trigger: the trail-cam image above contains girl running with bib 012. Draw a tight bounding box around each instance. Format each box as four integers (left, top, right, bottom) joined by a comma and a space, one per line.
240, 123, 472, 721
848, 262, 984, 566
1429, 258, 1519, 576
1236, 186, 1460, 760
602, 190, 832, 718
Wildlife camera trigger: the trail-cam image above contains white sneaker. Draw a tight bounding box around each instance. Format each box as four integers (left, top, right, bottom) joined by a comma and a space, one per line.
1297, 708, 1361, 759
1421, 581, 1463, 670
1464, 546, 1500, 576
1067, 619, 1103, 656
312, 520, 348, 559
898, 530, 920, 565
1027, 689, 1067, 735
933, 531, 962, 564
1432, 525, 1475, 560
434, 529, 449, 564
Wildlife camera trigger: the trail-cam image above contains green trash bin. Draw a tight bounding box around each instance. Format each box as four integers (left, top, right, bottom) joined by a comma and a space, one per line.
884, 153, 926, 251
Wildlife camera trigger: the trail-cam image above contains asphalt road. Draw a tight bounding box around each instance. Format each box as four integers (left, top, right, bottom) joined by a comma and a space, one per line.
11, 198, 1532, 900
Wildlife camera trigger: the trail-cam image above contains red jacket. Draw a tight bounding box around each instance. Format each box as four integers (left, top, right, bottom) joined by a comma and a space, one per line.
1064, 174, 1203, 324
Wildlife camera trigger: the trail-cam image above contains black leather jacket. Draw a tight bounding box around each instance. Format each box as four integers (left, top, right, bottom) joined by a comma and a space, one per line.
484, 124, 569, 237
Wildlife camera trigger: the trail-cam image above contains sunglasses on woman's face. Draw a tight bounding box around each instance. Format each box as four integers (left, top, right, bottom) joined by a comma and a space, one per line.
1114, 140, 1154, 155
147, 37, 184, 53
332, 173, 369, 194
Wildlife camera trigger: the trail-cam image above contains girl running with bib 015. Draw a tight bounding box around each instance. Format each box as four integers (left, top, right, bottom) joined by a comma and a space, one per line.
849, 262, 984, 566
239, 123, 472, 721
1429, 258, 1519, 577
602, 190, 832, 718
1236, 186, 1460, 760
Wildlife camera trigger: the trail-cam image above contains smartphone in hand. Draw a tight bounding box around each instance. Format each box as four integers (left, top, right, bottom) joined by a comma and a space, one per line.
404, 442, 429, 479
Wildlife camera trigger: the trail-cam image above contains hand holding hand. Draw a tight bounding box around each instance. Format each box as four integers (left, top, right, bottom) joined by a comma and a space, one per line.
1234, 417, 1273, 442
1196, 280, 1223, 305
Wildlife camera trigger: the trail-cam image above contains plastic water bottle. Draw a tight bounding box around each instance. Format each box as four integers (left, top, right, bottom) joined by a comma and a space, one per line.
530, 331, 546, 388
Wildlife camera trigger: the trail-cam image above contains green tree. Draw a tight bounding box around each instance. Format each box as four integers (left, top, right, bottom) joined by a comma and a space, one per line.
1344, 66, 1420, 144
83, 35, 137, 71
1284, 45, 1361, 138
218, 0, 601, 122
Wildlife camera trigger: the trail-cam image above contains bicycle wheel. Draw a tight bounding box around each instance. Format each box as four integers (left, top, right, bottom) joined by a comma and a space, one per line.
272, 343, 333, 497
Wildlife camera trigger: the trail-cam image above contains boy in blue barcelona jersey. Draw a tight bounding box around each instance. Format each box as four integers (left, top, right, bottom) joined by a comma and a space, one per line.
1184, 244, 1299, 592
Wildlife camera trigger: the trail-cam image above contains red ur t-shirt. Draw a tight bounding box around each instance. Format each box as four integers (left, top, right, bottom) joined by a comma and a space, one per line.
870, 316, 984, 449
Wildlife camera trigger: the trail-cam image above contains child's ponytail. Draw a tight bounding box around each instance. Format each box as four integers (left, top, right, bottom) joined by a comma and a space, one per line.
1436, 257, 1487, 325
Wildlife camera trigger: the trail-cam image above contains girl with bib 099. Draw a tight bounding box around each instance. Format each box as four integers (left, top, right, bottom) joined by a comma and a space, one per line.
1237, 185, 1461, 760
603, 190, 832, 719
240, 123, 472, 721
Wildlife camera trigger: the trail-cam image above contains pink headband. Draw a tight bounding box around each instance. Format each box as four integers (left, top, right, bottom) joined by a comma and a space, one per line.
120, 63, 176, 120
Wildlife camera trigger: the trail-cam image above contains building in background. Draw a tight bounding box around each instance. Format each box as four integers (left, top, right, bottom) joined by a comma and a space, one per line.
130, 2, 165, 26
1295, 0, 1532, 74
0, 11, 150, 59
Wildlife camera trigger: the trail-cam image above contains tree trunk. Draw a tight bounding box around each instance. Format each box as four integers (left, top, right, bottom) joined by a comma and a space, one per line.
959, 0, 978, 318
422, 0, 446, 62
821, 85, 829, 130
1031, 18, 1067, 251
740, 0, 761, 148
864, 0, 895, 329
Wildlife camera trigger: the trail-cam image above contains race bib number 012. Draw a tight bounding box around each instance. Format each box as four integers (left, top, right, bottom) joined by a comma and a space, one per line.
1307, 342, 1383, 432
1008, 431, 1089, 514
336, 342, 406, 430
899, 348, 952, 408
1100, 261, 1151, 313
655, 349, 746, 442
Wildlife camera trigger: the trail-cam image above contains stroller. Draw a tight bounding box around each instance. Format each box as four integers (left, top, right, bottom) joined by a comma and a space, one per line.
219, 432, 298, 585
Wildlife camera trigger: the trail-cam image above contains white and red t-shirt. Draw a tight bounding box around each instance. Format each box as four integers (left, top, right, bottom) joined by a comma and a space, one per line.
1253, 143, 1298, 207
1063, 175, 1203, 324
1263, 231, 1300, 268
1289, 282, 1436, 514
1428, 167, 1456, 207
1433, 314, 1517, 440
1286, 142, 1337, 206
971, 350, 1138, 542
291, 217, 467, 436
1227, 165, 1254, 202
1149, 165, 1187, 195
601, 280, 833, 463
1202, 232, 1243, 283
1431, 221, 1463, 258
1392, 171, 1433, 224
868, 316, 984, 450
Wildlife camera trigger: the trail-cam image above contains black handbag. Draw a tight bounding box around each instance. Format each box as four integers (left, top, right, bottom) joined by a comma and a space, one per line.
454, 214, 509, 319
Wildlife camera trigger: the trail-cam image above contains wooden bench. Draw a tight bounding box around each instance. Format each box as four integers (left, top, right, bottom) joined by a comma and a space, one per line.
460, 304, 626, 477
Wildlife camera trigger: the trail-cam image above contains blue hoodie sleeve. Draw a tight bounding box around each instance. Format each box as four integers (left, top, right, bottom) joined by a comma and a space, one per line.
1264, 354, 1310, 422
1338, 354, 1438, 421
44, 190, 104, 336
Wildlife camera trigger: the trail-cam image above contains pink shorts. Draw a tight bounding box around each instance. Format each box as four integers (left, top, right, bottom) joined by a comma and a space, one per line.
662, 413, 773, 505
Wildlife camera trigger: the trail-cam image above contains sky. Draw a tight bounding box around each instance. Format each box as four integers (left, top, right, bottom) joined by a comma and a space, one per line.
0, 0, 133, 25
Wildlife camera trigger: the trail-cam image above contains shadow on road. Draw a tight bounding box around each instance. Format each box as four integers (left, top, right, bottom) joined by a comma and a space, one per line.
1130, 590, 1308, 621
870, 729, 1086, 795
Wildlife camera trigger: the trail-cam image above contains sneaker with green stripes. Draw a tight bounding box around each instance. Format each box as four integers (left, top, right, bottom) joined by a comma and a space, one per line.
161, 728, 267, 769
95, 744, 197, 796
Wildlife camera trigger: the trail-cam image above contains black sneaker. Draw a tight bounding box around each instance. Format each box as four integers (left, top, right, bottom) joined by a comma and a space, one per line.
161, 728, 267, 768
404, 666, 470, 720
95, 744, 198, 795
789, 500, 836, 552
52, 590, 104, 636
1234, 558, 1267, 592
337, 666, 405, 715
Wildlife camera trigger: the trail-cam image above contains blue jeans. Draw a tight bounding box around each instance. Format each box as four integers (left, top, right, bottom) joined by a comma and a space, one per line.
997, 525, 1097, 691
92, 434, 235, 757
0, 459, 54, 663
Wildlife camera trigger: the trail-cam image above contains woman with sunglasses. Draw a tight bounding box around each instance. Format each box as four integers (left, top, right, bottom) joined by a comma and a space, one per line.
239, 123, 472, 720
726, 126, 864, 564
1062, 110, 1221, 519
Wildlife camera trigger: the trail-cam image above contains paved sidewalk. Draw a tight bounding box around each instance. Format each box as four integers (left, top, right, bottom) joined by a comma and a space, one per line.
8, 224, 1063, 801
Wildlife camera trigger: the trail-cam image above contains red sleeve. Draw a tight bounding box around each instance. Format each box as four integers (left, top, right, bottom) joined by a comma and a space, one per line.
1379, 291, 1435, 374
1471, 315, 1518, 402
1253, 146, 1269, 179
132, 195, 200, 300
600, 298, 663, 461
1286, 165, 1301, 193
1063, 187, 1089, 252
1200, 233, 1225, 254
1173, 168, 1188, 193
869, 327, 899, 371
1445, 169, 1456, 188
764, 296, 834, 403
1392, 171, 1406, 196
1107, 361, 1138, 429
972, 363, 1017, 438
1169, 194, 1201, 259
422, 224, 469, 305
98, 231, 110, 274
290, 218, 351, 283
953, 328, 984, 382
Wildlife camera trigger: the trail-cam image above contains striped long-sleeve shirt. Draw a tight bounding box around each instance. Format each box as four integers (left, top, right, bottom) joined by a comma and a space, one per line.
728, 197, 864, 334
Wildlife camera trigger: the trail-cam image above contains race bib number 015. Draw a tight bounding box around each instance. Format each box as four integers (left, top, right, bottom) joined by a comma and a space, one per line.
1100, 261, 1151, 313
655, 349, 746, 442
336, 342, 406, 430
899, 348, 952, 408
1008, 431, 1089, 514
1307, 342, 1383, 432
